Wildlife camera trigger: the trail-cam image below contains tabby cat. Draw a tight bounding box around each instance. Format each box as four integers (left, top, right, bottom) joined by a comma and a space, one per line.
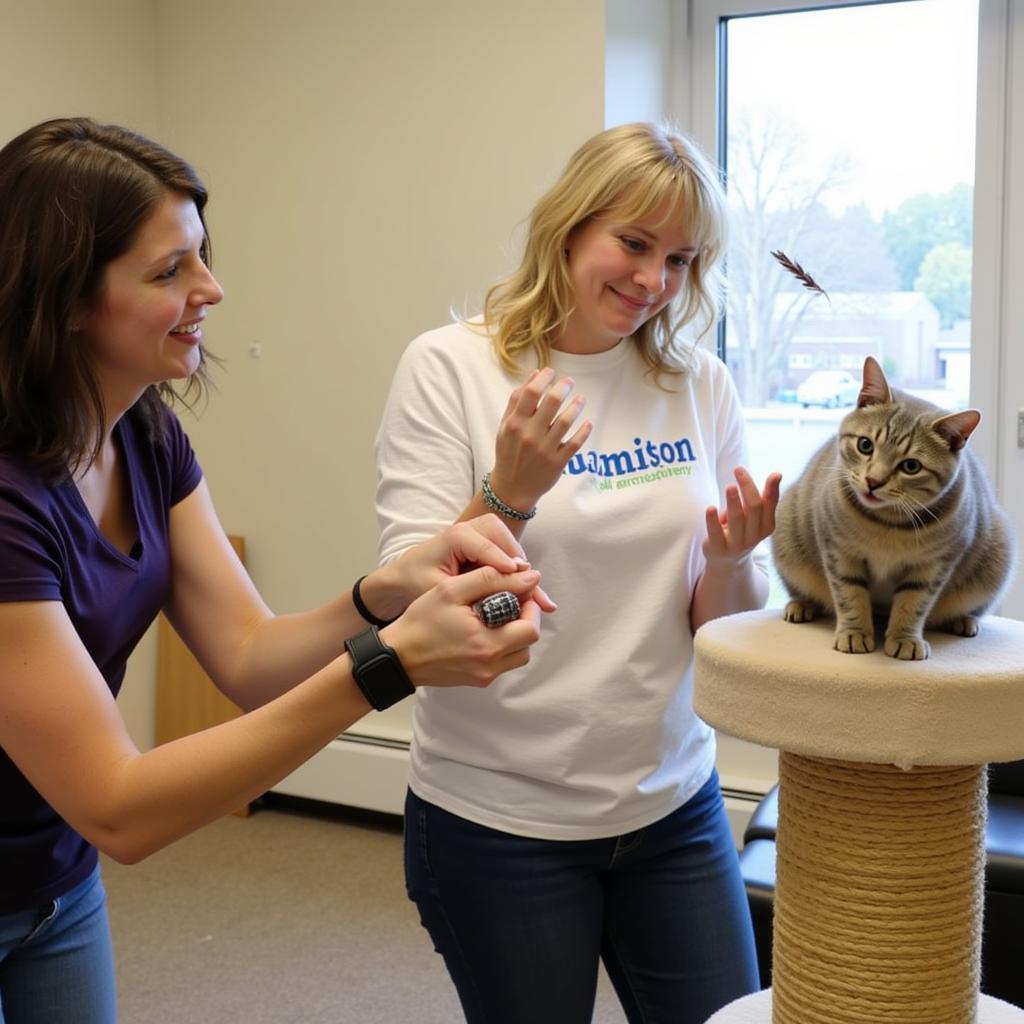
773, 356, 1016, 660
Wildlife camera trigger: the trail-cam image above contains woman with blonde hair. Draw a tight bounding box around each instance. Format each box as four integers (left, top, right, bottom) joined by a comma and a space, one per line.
375, 122, 781, 1023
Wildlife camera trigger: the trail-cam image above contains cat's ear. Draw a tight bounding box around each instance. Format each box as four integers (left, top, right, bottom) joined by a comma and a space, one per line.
932, 409, 981, 452
857, 356, 892, 407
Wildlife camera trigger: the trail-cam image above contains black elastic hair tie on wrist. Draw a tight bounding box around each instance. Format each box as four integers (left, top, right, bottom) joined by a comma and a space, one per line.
352, 575, 396, 628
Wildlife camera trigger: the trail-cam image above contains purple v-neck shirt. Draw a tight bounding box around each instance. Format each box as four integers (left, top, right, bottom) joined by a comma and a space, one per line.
0, 407, 201, 912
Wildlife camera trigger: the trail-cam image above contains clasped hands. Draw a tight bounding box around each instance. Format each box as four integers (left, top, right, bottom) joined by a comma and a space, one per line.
369, 515, 552, 689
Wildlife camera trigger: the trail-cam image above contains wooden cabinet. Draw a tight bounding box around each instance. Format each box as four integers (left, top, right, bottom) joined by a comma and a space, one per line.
155, 535, 250, 816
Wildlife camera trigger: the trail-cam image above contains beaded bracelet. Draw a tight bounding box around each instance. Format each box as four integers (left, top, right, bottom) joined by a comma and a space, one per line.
481, 472, 536, 522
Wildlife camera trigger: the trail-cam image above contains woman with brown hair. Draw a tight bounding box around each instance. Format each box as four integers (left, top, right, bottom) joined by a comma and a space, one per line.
0, 116, 548, 1023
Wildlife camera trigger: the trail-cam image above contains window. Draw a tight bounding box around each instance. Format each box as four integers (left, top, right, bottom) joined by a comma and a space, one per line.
692, 0, 981, 606
608, 0, 1023, 802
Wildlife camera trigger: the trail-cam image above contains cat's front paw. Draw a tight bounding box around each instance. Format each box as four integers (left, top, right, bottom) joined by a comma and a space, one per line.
885, 634, 930, 660
944, 615, 979, 637
833, 628, 875, 654
783, 600, 818, 624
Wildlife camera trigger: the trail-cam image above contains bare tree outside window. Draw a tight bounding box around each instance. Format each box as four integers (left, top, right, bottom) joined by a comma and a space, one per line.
716, 0, 979, 603
723, 113, 863, 406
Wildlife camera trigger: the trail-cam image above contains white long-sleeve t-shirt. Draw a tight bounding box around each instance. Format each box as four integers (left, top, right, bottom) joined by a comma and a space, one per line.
375, 321, 754, 840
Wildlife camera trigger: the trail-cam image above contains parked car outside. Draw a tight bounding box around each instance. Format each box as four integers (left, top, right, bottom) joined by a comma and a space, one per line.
796, 370, 861, 408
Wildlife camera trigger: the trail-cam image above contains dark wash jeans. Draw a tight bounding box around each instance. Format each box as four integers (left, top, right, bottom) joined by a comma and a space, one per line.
404, 771, 759, 1024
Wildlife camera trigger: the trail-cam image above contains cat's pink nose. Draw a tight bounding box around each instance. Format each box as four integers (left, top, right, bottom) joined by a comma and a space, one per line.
866, 477, 881, 491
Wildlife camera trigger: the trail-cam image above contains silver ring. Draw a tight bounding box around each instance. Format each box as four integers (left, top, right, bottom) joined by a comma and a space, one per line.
472, 591, 521, 628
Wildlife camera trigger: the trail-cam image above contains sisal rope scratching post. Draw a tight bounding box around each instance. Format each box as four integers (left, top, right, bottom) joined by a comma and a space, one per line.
773, 756, 985, 1023
693, 610, 1024, 1024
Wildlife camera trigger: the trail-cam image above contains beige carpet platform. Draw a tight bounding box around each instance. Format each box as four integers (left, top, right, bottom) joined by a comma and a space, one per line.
694, 610, 1024, 1024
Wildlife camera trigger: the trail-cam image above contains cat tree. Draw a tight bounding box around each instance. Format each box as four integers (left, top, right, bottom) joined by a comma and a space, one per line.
694, 609, 1024, 1024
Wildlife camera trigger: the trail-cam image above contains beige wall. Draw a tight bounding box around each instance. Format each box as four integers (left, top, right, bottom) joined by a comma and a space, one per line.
2, 1, 605, 746
0, 1, 159, 137
605, 0, 674, 126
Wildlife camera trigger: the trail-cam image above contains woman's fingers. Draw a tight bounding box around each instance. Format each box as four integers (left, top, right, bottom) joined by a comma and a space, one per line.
706, 468, 785, 560
553, 395, 589, 445
492, 370, 591, 510
511, 367, 556, 418
704, 504, 727, 556
448, 516, 528, 569
389, 567, 545, 688
442, 565, 542, 608
761, 472, 783, 536
508, 369, 582, 443
561, 417, 593, 455
731, 467, 783, 546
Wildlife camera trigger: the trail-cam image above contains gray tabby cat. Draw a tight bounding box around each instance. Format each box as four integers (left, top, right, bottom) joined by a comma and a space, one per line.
773, 356, 1015, 660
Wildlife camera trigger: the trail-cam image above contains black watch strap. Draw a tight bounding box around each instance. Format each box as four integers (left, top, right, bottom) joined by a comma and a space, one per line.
344, 626, 415, 711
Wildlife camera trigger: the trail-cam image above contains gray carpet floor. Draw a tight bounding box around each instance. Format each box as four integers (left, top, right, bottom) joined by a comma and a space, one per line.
102, 797, 626, 1023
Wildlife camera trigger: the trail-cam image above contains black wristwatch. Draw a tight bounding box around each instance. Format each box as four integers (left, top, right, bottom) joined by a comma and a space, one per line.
344, 626, 415, 711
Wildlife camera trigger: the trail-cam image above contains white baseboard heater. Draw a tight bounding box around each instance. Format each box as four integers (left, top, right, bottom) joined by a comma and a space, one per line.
271, 731, 411, 816
272, 731, 767, 850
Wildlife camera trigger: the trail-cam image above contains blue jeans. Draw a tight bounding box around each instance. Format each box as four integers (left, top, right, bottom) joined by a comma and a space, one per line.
405, 772, 759, 1024
0, 866, 116, 1024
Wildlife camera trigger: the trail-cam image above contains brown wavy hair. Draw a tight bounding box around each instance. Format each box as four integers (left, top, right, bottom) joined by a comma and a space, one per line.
478, 122, 728, 383
0, 116, 215, 477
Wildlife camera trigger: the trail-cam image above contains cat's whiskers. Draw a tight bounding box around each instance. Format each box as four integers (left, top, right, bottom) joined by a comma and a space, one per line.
901, 492, 941, 525
892, 495, 927, 538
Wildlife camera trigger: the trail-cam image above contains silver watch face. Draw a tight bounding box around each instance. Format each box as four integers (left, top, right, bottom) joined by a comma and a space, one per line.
347, 630, 413, 710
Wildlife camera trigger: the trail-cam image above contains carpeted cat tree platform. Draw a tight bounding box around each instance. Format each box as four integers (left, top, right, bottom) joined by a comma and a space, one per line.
694, 609, 1024, 1024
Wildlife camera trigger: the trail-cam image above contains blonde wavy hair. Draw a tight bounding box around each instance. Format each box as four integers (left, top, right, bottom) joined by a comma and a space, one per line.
478, 122, 728, 383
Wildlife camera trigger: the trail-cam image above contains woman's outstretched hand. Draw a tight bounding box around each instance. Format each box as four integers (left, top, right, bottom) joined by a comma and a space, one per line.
689, 468, 783, 632
488, 367, 593, 514
702, 467, 782, 567
381, 565, 543, 688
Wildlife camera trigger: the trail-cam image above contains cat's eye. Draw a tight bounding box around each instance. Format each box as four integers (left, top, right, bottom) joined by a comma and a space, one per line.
900, 458, 922, 475
856, 437, 873, 455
